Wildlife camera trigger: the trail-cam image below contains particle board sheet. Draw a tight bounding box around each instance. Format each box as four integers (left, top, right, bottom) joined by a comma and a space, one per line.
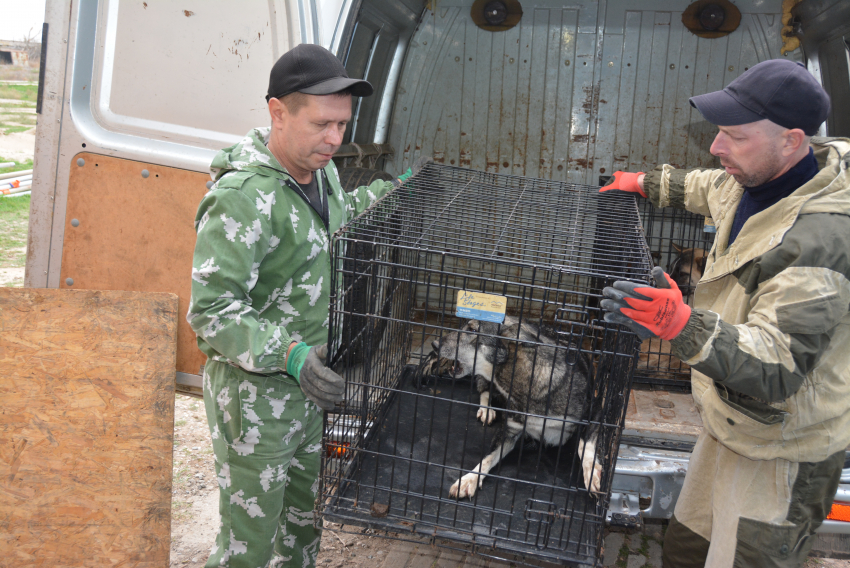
0, 288, 178, 567
61, 152, 209, 377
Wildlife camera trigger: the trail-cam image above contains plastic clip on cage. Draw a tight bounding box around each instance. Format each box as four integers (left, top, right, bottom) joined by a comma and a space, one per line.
319, 164, 654, 566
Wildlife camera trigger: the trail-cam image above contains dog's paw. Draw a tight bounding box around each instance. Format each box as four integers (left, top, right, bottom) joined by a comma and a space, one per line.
578, 438, 603, 495
476, 406, 497, 425
449, 472, 482, 499
583, 458, 603, 495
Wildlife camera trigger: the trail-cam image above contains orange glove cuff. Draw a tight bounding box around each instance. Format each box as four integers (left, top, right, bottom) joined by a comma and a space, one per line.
600, 171, 646, 197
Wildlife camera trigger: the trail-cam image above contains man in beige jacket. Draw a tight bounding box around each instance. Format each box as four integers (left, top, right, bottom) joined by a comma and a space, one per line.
600, 59, 849, 567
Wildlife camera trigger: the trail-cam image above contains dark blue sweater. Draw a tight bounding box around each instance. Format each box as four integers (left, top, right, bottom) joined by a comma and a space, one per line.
728, 149, 819, 246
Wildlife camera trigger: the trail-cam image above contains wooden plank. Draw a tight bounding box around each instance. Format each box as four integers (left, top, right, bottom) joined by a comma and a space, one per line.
0, 288, 178, 567
60, 152, 208, 377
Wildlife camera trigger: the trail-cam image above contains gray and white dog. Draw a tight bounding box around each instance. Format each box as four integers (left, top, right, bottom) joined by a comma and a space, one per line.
415, 316, 603, 499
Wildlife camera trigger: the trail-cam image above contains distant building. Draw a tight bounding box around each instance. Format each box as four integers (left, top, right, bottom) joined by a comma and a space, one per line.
0, 40, 33, 66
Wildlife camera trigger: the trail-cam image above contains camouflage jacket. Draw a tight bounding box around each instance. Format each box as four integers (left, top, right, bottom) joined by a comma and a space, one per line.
644, 137, 850, 462
187, 127, 393, 380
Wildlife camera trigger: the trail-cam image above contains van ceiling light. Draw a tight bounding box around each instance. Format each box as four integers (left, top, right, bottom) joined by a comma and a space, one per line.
699, 4, 725, 31
682, 0, 741, 39
471, 0, 522, 32
483, 0, 508, 25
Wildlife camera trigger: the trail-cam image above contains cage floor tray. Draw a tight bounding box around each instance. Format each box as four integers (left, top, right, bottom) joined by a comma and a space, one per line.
323, 372, 602, 564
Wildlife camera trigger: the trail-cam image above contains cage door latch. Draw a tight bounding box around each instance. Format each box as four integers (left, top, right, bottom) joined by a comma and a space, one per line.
523, 499, 561, 549
607, 491, 642, 528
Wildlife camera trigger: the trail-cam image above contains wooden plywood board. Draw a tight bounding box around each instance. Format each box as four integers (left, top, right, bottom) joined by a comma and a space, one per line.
61, 153, 209, 376
0, 288, 178, 567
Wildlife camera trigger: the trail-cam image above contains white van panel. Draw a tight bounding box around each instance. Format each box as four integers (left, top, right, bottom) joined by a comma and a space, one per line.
102, 0, 296, 147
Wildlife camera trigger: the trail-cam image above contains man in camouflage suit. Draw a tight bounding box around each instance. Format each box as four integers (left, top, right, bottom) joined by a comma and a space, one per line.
187, 44, 422, 568
600, 60, 849, 567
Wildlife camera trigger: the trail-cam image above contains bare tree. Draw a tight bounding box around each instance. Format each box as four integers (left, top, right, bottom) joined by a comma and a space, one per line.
21, 27, 41, 66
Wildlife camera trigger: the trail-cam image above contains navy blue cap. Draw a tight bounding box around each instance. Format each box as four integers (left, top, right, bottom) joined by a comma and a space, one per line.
267, 44, 372, 102
689, 59, 830, 135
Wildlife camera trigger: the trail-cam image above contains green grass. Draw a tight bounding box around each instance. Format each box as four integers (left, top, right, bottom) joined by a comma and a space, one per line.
0, 111, 37, 136
1, 113, 37, 126
0, 66, 39, 82
175, 419, 187, 427
0, 125, 30, 135
0, 194, 31, 271
0, 83, 38, 102
0, 101, 36, 109
0, 194, 31, 215
0, 157, 33, 175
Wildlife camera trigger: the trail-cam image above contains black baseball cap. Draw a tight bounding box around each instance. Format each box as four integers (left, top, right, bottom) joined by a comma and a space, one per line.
266, 44, 373, 102
689, 59, 830, 135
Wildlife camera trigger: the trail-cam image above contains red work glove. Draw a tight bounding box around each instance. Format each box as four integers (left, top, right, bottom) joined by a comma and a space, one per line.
600, 267, 691, 340
600, 171, 646, 197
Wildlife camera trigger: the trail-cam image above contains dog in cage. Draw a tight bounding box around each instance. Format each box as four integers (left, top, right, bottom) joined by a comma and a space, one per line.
637, 243, 707, 377
668, 243, 708, 305
413, 315, 604, 499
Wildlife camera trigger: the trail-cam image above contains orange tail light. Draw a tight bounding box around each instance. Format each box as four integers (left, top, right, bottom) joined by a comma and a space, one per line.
327, 442, 350, 458
827, 502, 850, 522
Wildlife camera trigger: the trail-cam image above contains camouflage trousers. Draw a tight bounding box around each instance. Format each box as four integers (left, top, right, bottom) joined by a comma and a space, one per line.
202, 360, 323, 568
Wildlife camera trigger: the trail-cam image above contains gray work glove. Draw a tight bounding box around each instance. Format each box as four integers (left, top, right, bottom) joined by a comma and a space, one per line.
286, 342, 345, 411
599, 266, 692, 341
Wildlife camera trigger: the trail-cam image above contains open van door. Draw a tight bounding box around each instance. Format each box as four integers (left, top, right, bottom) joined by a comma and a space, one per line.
28, 0, 353, 395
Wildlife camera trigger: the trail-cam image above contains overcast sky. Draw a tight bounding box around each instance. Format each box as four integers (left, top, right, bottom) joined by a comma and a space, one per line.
0, 0, 47, 43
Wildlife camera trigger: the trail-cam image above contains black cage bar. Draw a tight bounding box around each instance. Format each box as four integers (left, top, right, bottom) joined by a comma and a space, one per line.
632, 199, 716, 388
319, 164, 654, 566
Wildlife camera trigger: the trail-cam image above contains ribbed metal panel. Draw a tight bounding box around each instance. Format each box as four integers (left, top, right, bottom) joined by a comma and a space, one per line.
388, 0, 800, 183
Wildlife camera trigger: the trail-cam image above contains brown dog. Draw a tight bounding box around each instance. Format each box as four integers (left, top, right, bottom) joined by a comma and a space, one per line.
668, 243, 708, 306
637, 243, 707, 378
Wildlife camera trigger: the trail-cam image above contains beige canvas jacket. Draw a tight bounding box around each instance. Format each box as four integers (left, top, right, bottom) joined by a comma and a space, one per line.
643, 137, 850, 462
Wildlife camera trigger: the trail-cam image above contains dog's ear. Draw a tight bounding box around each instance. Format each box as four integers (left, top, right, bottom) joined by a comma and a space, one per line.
493, 338, 510, 365
697, 254, 707, 276
671, 242, 685, 254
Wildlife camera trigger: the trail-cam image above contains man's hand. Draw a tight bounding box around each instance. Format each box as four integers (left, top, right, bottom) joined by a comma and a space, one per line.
600, 267, 691, 340
394, 156, 434, 187
600, 171, 646, 197
286, 343, 345, 411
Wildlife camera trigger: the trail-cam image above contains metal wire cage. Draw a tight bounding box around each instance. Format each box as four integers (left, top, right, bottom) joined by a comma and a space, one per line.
632, 199, 716, 388
319, 164, 654, 566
